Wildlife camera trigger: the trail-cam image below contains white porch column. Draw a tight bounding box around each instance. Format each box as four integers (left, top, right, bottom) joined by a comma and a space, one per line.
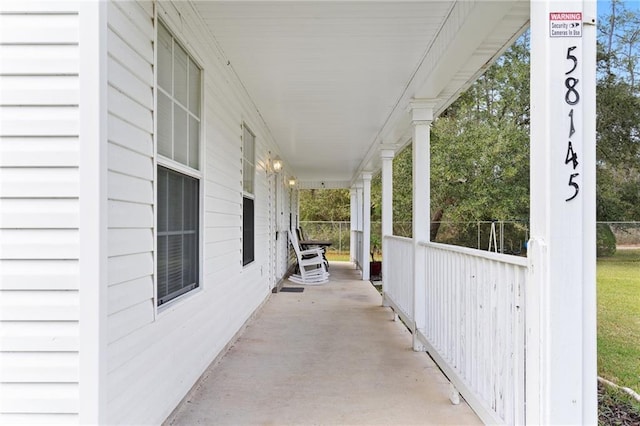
362, 173, 372, 281
350, 188, 357, 263
380, 149, 394, 304
410, 101, 434, 351
353, 183, 363, 269
528, 2, 597, 424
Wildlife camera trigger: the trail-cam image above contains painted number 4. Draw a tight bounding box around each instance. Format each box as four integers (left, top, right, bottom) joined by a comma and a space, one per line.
565, 141, 578, 169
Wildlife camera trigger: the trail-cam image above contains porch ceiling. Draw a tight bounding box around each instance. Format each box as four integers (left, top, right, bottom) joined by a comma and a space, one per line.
192, 1, 529, 188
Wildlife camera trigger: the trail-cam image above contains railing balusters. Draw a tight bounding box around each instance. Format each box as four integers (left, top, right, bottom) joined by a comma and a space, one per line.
382, 236, 526, 425
424, 243, 525, 425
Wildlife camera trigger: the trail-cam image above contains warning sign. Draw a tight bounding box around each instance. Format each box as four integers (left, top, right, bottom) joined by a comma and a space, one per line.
549, 12, 582, 37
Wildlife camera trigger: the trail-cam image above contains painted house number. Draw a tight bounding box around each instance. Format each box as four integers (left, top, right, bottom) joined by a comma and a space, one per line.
564, 45, 580, 202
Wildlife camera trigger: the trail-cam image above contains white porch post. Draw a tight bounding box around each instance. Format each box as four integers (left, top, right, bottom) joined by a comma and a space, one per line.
380, 149, 394, 304
362, 173, 372, 281
350, 188, 357, 263
353, 184, 363, 269
410, 101, 434, 351
528, 1, 597, 424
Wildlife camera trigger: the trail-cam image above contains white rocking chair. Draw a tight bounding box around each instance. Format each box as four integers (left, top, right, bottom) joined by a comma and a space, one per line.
288, 230, 329, 285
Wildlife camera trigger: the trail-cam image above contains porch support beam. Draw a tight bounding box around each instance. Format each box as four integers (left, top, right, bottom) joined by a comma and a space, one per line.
410, 100, 435, 351
350, 188, 357, 263
351, 183, 363, 270
361, 172, 372, 281
528, 1, 597, 424
380, 149, 394, 304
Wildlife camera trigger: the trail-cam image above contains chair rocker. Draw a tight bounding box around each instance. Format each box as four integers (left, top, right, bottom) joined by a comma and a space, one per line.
288, 230, 329, 285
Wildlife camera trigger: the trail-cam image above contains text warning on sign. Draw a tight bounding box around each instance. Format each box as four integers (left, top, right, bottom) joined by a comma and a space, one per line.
550, 12, 582, 38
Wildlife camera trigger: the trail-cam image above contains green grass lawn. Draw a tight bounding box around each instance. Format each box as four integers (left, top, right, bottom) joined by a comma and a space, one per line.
597, 249, 640, 393
325, 252, 351, 262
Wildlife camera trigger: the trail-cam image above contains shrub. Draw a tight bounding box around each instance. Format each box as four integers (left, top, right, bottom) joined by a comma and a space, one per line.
597, 223, 617, 257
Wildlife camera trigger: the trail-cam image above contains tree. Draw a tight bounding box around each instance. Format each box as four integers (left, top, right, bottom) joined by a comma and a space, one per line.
597, 2, 640, 221
368, 33, 532, 243
304, 5, 640, 246
426, 33, 531, 242
299, 188, 350, 221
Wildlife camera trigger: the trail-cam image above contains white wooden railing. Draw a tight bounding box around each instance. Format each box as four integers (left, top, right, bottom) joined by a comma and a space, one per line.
383, 238, 526, 424
382, 235, 414, 328
417, 242, 526, 425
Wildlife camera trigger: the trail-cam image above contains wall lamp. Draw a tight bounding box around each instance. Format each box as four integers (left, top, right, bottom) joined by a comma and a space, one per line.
266, 154, 283, 175
288, 176, 297, 187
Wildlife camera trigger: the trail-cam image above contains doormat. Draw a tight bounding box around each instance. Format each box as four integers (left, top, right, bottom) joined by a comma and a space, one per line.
280, 287, 304, 293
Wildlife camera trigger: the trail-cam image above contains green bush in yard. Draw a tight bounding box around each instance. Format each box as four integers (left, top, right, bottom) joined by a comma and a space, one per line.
597, 223, 617, 258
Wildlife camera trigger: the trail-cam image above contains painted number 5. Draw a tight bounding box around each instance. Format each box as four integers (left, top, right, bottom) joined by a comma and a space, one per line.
565, 46, 577, 75
566, 173, 579, 202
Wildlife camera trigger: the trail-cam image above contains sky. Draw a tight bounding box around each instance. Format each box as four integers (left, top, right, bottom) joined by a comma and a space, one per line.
597, 0, 640, 16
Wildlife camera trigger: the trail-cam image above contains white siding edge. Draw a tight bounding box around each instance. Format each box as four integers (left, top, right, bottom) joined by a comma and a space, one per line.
78, 2, 108, 423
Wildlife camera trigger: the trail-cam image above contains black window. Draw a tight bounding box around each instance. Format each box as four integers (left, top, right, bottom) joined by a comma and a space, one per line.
242, 197, 255, 266
157, 167, 199, 305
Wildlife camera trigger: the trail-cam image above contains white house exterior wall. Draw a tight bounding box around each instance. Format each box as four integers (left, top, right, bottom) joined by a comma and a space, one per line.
0, 1, 291, 423
0, 2, 82, 424
105, 1, 287, 424
105, 1, 156, 422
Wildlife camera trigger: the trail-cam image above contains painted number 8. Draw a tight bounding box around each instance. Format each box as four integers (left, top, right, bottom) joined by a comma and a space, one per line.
565, 78, 580, 105
565, 46, 579, 105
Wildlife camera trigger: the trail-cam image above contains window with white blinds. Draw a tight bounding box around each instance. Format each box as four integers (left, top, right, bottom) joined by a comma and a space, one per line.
156, 20, 201, 306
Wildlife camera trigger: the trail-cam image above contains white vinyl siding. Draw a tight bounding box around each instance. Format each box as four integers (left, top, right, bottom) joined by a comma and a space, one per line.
1, 1, 289, 423
105, 3, 155, 423
102, 1, 290, 423
0, 4, 81, 424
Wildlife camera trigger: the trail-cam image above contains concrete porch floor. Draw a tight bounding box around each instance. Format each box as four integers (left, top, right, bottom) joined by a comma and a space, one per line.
165, 262, 482, 425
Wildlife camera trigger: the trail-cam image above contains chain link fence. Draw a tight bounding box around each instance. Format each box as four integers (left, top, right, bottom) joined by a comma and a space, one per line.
604, 222, 640, 247
299, 221, 352, 256
431, 221, 529, 255
299, 221, 639, 258
597, 222, 640, 256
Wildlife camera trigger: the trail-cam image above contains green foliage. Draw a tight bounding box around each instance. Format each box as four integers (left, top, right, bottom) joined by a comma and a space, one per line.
369, 35, 531, 242
430, 118, 529, 224
596, 76, 640, 221
597, 1, 640, 221
425, 33, 530, 240
597, 223, 618, 257
392, 147, 414, 225
299, 189, 350, 221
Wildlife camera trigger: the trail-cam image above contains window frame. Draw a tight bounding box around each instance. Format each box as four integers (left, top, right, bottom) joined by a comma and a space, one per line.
242, 123, 256, 267
156, 20, 201, 170
156, 166, 200, 306
154, 18, 204, 309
